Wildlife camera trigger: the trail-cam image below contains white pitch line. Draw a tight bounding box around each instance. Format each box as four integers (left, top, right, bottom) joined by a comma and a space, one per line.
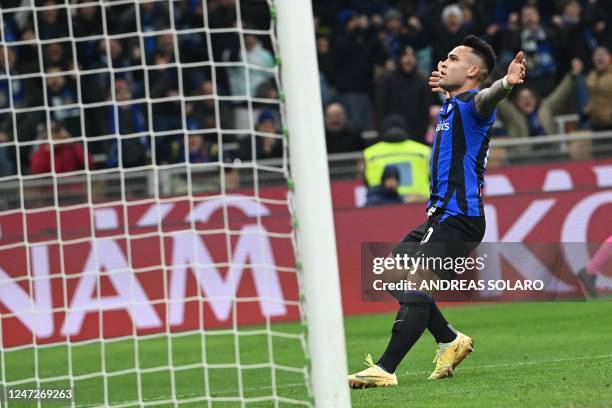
72, 354, 612, 407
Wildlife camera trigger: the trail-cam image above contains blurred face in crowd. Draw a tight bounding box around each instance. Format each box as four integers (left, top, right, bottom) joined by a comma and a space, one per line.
245, 34, 258, 51
516, 88, 538, 114
46, 67, 66, 92
157, 34, 174, 54
189, 134, 204, 152
79, 5, 97, 20
443, 11, 462, 33
325, 103, 347, 131
49, 122, 69, 140
438, 46, 483, 90
0, 47, 17, 70
200, 81, 215, 108
521, 6, 540, 29
257, 119, 276, 134
563, 1, 581, 23
346, 15, 360, 31
385, 17, 402, 35
109, 39, 123, 59
201, 81, 213, 95
462, 7, 474, 24
383, 175, 399, 191
45, 43, 64, 65
400, 47, 417, 73
42, 1, 59, 24
592, 47, 610, 72
317, 37, 330, 54
142, 2, 155, 13
115, 80, 132, 102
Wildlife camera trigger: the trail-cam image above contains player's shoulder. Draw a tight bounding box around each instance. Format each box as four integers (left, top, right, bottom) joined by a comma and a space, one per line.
455, 90, 494, 122
454, 90, 478, 104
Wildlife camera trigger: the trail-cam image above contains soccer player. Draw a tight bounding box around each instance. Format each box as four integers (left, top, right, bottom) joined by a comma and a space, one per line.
348, 35, 527, 388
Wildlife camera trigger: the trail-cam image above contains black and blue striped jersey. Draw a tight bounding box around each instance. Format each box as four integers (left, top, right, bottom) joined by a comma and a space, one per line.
428, 90, 496, 220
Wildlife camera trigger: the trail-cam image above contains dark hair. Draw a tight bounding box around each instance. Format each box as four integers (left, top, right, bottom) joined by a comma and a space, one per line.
461, 35, 497, 81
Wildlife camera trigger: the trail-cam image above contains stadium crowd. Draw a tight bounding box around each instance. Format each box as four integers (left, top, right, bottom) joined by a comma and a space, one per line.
0, 0, 610, 180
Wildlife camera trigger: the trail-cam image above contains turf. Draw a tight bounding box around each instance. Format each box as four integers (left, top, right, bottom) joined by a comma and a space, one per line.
2, 301, 611, 407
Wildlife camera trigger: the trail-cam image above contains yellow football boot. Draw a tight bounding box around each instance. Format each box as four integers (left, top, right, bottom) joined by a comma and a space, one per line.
348, 354, 398, 388
428, 333, 473, 379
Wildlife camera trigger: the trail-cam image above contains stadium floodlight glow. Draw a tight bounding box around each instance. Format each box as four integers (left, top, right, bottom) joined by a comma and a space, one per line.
0, 0, 349, 406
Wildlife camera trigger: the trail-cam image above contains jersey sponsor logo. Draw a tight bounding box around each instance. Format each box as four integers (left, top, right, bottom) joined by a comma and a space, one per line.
435, 122, 450, 132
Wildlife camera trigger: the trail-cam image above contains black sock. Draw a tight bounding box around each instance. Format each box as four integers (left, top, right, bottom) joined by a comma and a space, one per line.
376, 302, 430, 373
427, 301, 457, 344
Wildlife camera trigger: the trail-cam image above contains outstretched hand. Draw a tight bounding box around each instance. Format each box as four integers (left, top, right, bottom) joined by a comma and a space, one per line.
507, 51, 527, 86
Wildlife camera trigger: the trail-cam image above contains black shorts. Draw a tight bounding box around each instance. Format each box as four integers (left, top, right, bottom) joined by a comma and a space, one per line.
394, 210, 486, 280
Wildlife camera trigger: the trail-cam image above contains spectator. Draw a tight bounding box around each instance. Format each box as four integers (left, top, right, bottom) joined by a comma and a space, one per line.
0, 47, 18, 175
105, 80, 149, 168
73, 4, 104, 70
324, 102, 362, 154
431, 5, 469, 72
365, 165, 404, 207
0, 131, 13, 176
0, 46, 24, 110
1, 44, 44, 169
552, 0, 593, 73
188, 134, 215, 163
15, 29, 40, 75
224, 34, 275, 97
584, 0, 612, 47
585, 46, 612, 131
188, 80, 217, 131
375, 46, 431, 144
381, 9, 408, 61
43, 43, 70, 72
332, 10, 387, 131
239, 110, 283, 161
30, 121, 92, 174
46, 66, 80, 137
316, 34, 335, 98
363, 115, 430, 201
459, 0, 489, 36
37, 0, 68, 40
502, 5, 560, 96
497, 58, 584, 137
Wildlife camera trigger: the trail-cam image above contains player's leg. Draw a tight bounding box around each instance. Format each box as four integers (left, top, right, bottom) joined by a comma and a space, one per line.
347, 300, 430, 388
426, 214, 484, 379
577, 234, 612, 297
348, 221, 430, 388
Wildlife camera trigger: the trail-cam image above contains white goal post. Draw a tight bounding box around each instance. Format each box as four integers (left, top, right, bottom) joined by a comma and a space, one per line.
276, 0, 351, 406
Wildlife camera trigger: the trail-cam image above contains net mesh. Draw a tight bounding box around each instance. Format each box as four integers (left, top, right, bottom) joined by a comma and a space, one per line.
0, 0, 311, 406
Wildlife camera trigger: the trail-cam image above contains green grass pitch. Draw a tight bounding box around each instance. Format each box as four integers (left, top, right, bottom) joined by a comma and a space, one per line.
2, 301, 611, 407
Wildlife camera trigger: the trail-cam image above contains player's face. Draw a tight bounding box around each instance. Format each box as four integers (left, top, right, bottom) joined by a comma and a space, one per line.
438, 46, 473, 91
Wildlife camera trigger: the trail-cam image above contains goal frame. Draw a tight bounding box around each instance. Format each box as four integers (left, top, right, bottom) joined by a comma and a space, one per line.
276, 1, 351, 406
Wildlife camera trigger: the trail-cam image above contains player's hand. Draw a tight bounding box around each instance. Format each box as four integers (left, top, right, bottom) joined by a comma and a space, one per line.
429, 61, 446, 94
507, 51, 527, 86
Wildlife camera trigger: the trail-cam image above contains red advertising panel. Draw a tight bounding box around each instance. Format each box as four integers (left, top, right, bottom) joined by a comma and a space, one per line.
1, 159, 611, 347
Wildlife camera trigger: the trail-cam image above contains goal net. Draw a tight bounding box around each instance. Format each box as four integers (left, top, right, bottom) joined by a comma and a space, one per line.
0, 0, 316, 406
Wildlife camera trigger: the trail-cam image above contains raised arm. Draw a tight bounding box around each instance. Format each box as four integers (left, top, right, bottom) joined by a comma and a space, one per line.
475, 51, 527, 117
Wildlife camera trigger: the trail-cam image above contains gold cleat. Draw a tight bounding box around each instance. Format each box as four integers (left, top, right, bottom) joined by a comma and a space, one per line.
428, 333, 473, 379
348, 354, 398, 388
